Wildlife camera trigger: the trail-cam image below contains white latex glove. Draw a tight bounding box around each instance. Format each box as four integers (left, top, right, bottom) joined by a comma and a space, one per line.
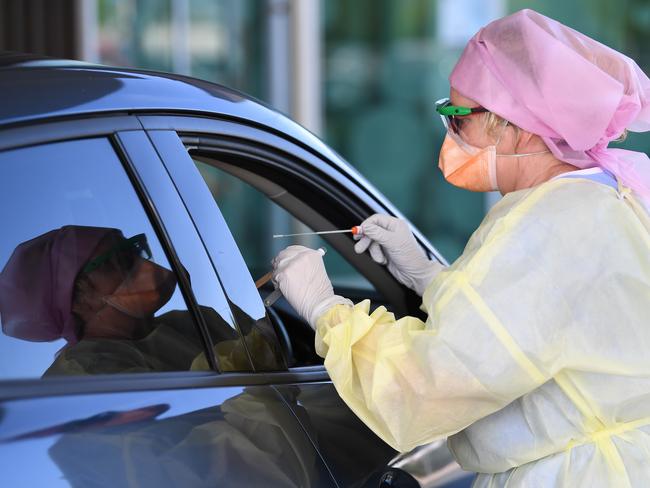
272, 246, 352, 329
354, 214, 444, 296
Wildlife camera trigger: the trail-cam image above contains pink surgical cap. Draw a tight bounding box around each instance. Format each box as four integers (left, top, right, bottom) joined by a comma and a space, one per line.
450, 9, 650, 200
0, 226, 121, 344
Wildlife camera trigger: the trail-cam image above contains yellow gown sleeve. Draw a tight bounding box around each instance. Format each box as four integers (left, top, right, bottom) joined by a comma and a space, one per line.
314, 180, 603, 453
315, 297, 550, 453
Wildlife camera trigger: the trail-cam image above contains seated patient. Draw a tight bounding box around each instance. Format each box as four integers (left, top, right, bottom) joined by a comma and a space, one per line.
0, 225, 282, 376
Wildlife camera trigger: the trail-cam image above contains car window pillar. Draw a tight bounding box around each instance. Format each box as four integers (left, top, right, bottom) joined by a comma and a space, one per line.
146, 130, 285, 372
115, 130, 238, 372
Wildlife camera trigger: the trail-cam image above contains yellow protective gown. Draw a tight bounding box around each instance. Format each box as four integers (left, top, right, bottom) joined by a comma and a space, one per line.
316, 176, 650, 487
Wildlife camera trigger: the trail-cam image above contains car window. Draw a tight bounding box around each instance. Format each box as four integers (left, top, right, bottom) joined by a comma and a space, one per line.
193, 159, 375, 291
0, 138, 223, 379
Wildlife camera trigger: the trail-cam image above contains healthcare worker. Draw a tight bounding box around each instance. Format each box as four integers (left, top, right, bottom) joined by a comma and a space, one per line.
272, 9, 650, 487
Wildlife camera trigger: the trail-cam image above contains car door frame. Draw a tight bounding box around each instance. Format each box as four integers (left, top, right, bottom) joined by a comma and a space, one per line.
0, 114, 331, 402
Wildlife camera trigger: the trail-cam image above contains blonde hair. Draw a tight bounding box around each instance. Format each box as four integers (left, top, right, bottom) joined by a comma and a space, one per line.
484, 112, 519, 139
484, 111, 629, 144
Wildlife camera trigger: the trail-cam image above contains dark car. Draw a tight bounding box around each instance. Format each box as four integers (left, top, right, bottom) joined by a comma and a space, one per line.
0, 53, 472, 487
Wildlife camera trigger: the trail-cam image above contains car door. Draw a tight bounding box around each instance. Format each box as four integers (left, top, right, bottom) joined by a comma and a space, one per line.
143, 116, 470, 487
0, 119, 335, 487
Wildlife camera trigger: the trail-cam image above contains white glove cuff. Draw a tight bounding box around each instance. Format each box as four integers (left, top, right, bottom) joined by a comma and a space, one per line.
413, 261, 446, 297
309, 295, 354, 330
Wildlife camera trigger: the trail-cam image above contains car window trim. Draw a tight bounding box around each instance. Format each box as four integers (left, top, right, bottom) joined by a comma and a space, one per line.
0, 367, 331, 402
0, 114, 141, 152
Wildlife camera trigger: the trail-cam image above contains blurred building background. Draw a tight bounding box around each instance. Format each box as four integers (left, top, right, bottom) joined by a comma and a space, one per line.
2, 0, 649, 271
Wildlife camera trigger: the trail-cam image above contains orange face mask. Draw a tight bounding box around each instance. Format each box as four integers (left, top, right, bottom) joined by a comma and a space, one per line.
438, 133, 498, 192
102, 259, 177, 319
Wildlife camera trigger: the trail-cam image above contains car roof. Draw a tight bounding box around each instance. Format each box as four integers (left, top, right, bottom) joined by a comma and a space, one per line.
0, 52, 344, 165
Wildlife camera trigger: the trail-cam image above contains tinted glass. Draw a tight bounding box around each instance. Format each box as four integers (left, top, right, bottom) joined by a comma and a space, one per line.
0, 138, 207, 378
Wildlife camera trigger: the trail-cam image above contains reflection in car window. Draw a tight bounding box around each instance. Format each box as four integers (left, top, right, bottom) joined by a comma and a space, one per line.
1, 387, 333, 487
0, 138, 249, 378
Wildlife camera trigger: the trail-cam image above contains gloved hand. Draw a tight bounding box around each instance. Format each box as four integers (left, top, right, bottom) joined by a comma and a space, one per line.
354, 214, 444, 296
272, 246, 352, 329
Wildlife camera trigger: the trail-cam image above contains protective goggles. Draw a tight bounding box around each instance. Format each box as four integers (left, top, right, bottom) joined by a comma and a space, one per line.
435, 97, 489, 135
82, 233, 152, 274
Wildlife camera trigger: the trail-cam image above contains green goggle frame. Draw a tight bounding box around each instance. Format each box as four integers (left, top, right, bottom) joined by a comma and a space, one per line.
435, 101, 489, 116
82, 233, 151, 274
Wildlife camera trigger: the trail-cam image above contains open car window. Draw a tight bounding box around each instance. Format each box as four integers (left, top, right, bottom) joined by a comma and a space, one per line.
193, 158, 375, 291
190, 155, 383, 368
139, 127, 421, 369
